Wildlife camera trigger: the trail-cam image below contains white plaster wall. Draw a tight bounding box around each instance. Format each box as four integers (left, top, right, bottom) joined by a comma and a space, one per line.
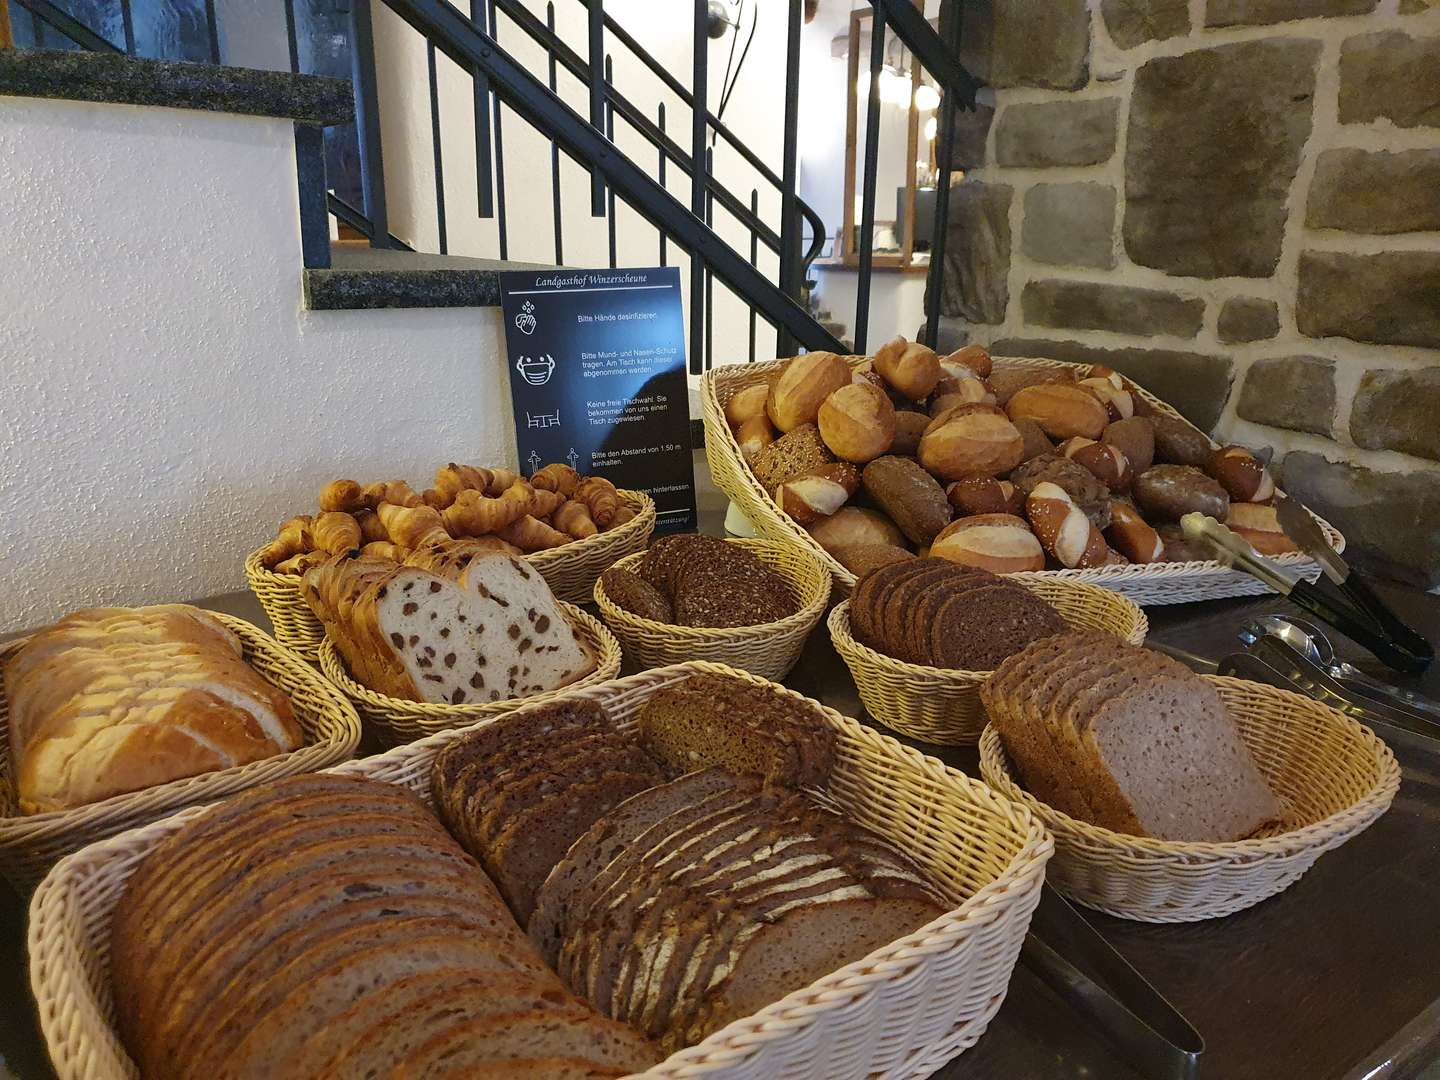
810, 266, 929, 347
0, 97, 510, 633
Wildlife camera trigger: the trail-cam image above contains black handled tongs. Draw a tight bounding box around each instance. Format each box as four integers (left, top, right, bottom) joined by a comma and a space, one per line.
1182, 509, 1433, 675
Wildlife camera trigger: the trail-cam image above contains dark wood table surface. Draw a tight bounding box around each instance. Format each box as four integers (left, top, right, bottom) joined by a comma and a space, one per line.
3, 509, 1439, 1080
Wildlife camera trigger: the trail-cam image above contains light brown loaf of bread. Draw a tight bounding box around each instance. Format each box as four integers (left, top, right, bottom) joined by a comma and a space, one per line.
5, 605, 302, 814
984, 634, 1283, 841
930, 514, 1046, 574
765, 352, 852, 432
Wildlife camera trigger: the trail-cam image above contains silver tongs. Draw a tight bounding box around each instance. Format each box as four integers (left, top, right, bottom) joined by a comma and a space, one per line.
1022, 886, 1204, 1080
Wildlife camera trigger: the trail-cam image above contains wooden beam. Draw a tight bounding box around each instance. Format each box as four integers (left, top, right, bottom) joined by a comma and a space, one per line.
0, 4, 15, 50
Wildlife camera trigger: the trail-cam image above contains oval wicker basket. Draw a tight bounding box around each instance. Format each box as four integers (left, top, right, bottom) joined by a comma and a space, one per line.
316, 602, 622, 746
828, 575, 1148, 746
701, 356, 1345, 604
979, 675, 1400, 922
28, 660, 1052, 1080
593, 538, 830, 682
246, 489, 656, 659
0, 613, 360, 890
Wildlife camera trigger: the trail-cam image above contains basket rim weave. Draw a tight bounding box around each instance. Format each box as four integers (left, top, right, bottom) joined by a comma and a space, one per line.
27, 659, 1055, 1080
0, 612, 360, 834
978, 674, 1401, 860
593, 537, 831, 641
700, 355, 1346, 593
826, 574, 1149, 681
316, 601, 622, 721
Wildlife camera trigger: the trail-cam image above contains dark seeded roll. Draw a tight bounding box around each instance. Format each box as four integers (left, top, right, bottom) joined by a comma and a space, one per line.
600, 568, 674, 622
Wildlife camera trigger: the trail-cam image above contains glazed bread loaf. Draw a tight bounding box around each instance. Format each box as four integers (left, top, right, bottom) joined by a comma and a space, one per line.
5, 605, 302, 814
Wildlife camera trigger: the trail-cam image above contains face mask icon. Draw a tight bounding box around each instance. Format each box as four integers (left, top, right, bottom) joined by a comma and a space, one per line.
515, 354, 556, 386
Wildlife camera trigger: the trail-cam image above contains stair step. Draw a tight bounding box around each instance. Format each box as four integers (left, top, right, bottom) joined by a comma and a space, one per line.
303, 246, 554, 310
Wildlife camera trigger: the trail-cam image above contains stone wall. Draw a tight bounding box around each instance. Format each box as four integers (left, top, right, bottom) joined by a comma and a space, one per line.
941, 0, 1440, 586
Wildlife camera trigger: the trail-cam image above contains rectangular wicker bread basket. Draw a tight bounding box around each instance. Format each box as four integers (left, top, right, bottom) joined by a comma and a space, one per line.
246, 489, 656, 660
0, 613, 362, 890
701, 356, 1345, 604
28, 661, 1053, 1080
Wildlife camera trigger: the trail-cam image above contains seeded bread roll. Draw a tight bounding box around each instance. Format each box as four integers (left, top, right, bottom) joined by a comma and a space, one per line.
751, 423, 836, 490
861, 456, 953, 546
1009, 452, 1112, 531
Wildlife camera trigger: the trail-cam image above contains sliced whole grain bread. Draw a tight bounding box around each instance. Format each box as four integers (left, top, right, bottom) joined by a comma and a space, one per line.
427, 1059, 627, 1080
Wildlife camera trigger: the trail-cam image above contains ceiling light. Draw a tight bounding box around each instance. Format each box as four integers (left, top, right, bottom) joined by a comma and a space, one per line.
914, 83, 941, 111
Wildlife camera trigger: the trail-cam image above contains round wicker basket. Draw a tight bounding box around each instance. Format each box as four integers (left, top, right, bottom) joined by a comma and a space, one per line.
0, 613, 361, 890
701, 356, 1344, 604
245, 489, 655, 660
828, 574, 1147, 745
28, 660, 1052, 1080
592, 538, 830, 682
316, 602, 622, 746
979, 676, 1401, 922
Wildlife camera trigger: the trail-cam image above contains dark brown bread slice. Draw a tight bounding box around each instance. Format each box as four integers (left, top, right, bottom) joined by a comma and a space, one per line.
599, 567, 674, 622
428, 1057, 627, 1080
390, 1008, 660, 1079
489, 767, 668, 926
850, 560, 926, 647
878, 561, 966, 661
930, 583, 1067, 671
1085, 673, 1283, 840
636, 534, 736, 594
529, 769, 741, 967
151, 867, 517, 1074
202, 930, 559, 1080
315, 977, 572, 1080
687, 895, 945, 1046
903, 570, 994, 665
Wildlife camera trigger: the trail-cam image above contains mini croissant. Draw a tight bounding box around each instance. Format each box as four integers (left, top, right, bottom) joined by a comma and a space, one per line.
312, 511, 363, 555
377, 502, 448, 548
441, 480, 533, 537
574, 476, 622, 528
435, 463, 492, 501
487, 468, 520, 496
319, 479, 366, 514
262, 515, 313, 567
552, 500, 597, 540
360, 541, 410, 561
531, 463, 582, 497
497, 515, 570, 551
527, 488, 567, 520
354, 508, 389, 545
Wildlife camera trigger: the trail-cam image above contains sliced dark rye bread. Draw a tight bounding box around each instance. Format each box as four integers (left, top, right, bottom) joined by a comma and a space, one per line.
387, 1007, 660, 1079
904, 570, 995, 665
529, 769, 742, 967
877, 561, 967, 661
849, 560, 925, 647
201, 929, 560, 1080
685, 894, 945, 1047
315, 978, 573, 1080
928, 582, 1067, 671
1083, 673, 1282, 840
121, 811, 468, 1043
150, 867, 521, 1074
487, 767, 668, 926
670, 547, 798, 628
636, 534, 735, 594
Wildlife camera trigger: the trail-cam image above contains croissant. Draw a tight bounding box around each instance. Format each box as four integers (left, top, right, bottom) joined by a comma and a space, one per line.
497, 515, 570, 552
574, 476, 621, 527
311, 511, 363, 556
487, 468, 520, 496
360, 541, 410, 561
261, 515, 313, 567
605, 504, 638, 531
441, 480, 533, 537
531, 463, 582, 497
435, 463, 492, 500
528, 488, 567, 520
274, 550, 328, 575
421, 487, 451, 510
382, 480, 424, 508
319, 479, 366, 513
354, 508, 389, 545
360, 482, 389, 509
377, 502, 448, 548
552, 500, 597, 540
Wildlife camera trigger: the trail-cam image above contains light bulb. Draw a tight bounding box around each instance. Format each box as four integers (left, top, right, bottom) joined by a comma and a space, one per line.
878, 70, 909, 107
924, 116, 938, 140
914, 83, 940, 111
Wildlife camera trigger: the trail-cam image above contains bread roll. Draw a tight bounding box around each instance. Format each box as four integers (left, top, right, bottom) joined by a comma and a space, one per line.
890, 410, 930, 456
773, 463, 861, 525
1150, 415, 1214, 467
1133, 465, 1229, 523
874, 337, 941, 400
817, 382, 896, 463
1079, 372, 1134, 420
1059, 437, 1132, 493
1226, 502, 1298, 555
1026, 482, 1119, 569
1209, 446, 1275, 503
1105, 501, 1164, 564
1006, 384, 1109, 441
766, 352, 852, 432
918, 411, 1025, 481
736, 414, 776, 463
807, 507, 906, 556
942, 344, 992, 379
725, 383, 770, 428
1101, 417, 1154, 475
931, 514, 1045, 574
946, 476, 1024, 517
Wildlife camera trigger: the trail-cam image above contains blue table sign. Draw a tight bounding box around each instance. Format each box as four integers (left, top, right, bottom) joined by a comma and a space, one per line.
499, 267, 696, 533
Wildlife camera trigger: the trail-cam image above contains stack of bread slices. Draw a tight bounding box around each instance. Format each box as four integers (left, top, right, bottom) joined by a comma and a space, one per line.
109, 774, 659, 1080
982, 632, 1283, 841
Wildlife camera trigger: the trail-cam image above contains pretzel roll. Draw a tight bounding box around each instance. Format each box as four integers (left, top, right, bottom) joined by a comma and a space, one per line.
1025, 482, 1118, 569
1104, 501, 1164, 564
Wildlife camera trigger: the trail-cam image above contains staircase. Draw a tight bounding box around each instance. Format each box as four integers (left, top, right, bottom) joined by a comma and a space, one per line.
6, 0, 978, 362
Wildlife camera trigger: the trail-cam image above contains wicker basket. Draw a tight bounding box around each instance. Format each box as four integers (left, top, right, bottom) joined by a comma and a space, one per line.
828, 574, 1148, 745
316, 602, 623, 747
593, 538, 830, 682
979, 675, 1400, 922
29, 660, 1053, 1080
0, 613, 360, 890
702, 356, 1345, 605
245, 489, 656, 659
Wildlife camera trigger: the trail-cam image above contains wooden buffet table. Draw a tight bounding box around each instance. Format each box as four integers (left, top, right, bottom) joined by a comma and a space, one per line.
3, 492, 1439, 1080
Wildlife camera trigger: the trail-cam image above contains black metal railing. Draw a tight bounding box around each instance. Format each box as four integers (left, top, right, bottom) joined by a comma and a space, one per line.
16, 0, 979, 361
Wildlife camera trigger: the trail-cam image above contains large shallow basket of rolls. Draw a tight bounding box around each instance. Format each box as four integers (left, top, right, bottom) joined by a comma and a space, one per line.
979, 673, 1399, 922
0, 613, 360, 889
829, 572, 1147, 745
30, 660, 1052, 1080
319, 602, 622, 747
700, 350, 1343, 605
247, 485, 656, 660
594, 538, 830, 682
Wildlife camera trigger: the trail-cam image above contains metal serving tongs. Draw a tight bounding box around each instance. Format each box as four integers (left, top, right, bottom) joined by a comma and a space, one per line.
1021, 886, 1204, 1080
1181, 512, 1433, 675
